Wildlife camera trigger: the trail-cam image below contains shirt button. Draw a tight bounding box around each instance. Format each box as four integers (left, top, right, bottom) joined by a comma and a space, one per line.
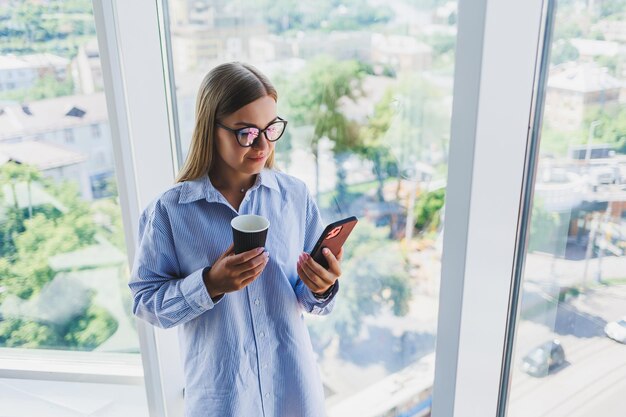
254, 299, 260, 306
265, 393, 270, 398
262, 363, 268, 369
259, 332, 265, 338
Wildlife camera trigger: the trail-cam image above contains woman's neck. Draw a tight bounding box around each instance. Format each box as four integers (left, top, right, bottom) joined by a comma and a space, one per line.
209, 171, 256, 195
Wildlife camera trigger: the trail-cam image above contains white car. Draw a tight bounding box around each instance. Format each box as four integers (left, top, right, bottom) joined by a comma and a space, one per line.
604, 317, 626, 344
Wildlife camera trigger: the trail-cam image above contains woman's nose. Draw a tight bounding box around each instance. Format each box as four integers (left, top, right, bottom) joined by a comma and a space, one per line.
252, 134, 270, 150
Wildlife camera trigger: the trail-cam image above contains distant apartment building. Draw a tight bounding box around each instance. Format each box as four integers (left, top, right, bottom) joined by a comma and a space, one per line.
0, 53, 69, 93
0, 93, 113, 200
592, 19, 626, 43
544, 62, 621, 131
295, 31, 372, 62
371, 34, 432, 73
0, 141, 91, 200
72, 39, 104, 94
170, 0, 269, 72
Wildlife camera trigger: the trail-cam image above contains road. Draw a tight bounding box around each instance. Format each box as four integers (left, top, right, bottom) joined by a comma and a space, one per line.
508, 285, 626, 417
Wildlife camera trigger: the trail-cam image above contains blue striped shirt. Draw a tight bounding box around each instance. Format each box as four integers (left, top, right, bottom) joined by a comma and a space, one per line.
129, 169, 338, 417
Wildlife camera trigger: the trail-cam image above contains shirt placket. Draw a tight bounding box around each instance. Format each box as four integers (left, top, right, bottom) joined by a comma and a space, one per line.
239, 192, 273, 416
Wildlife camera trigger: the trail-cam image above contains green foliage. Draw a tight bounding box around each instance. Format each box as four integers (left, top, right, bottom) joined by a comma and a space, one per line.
248, 0, 393, 33
282, 56, 365, 204
598, 0, 626, 17
414, 188, 445, 232
92, 198, 127, 251
595, 55, 621, 77
0, 318, 61, 348
308, 219, 412, 346
0, 0, 95, 55
428, 33, 456, 56
553, 21, 584, 42
528, 201, 568, 254
0, 162, 114, 349
0, 302, 118, 350
64, 304, 118, 350
284, 56, 364, 152
551, 40, 579, 65
0, 75, 75, 102
360, 88, 400, 201
585, 107, 626, 154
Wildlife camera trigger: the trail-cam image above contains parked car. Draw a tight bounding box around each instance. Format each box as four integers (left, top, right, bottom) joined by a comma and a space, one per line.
521, 339, 566, 377
604, 317, 626, 344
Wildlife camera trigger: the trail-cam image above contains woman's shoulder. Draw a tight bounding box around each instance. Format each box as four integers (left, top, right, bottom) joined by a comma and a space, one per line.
140, 182, 188, 219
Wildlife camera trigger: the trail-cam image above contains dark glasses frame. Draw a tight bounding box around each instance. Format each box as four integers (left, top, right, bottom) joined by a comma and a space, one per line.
216, 117, 288, 148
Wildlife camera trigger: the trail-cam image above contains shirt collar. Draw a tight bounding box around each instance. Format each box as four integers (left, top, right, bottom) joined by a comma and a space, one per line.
178, 169, 280, 204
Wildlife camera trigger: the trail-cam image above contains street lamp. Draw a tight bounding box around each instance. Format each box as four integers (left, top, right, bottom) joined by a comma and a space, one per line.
585, 120, 601, 163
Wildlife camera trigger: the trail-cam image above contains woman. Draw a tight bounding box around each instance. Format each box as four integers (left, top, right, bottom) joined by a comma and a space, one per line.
130, 62, 343, 417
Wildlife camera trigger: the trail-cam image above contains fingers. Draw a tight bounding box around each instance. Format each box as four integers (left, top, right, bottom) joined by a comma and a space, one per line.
238, 253, 269, 280
229, 247, 265, 266
297, 262, 326, 293
321, 248, 342, 276
336, 247, 344, 262
298, 253, 336, 290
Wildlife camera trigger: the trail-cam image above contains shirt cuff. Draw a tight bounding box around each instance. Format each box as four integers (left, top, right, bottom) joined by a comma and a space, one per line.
303, 279, 339, 306
179, 267, 219, 313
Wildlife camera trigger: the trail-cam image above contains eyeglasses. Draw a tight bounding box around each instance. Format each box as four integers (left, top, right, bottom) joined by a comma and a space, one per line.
216, 117, 288, 147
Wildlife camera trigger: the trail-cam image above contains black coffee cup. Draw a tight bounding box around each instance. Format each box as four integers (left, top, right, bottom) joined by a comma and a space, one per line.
231, 214, 270, 254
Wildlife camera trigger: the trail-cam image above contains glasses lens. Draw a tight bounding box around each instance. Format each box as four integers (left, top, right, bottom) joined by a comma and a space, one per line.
238, 127, 259, 147
265, 121, 286, 141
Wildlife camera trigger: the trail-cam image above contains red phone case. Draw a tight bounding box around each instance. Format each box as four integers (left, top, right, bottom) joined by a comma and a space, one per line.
310, 216, 358, 269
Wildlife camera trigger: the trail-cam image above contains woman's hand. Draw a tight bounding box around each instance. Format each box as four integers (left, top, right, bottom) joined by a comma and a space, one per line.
297, 247, 343, 297
203, 245, 269, 299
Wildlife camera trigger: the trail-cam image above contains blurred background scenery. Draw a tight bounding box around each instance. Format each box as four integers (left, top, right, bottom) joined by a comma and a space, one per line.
0, 1, 625, 416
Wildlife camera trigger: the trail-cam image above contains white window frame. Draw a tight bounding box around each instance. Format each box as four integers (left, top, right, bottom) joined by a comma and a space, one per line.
432, 0, 547, 416
0, 0, 177, 400
91, 1, 550, 417
93, 1, 184, 417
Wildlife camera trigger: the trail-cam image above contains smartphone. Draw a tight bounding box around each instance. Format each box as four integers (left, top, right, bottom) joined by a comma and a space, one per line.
310, 216, 358, 269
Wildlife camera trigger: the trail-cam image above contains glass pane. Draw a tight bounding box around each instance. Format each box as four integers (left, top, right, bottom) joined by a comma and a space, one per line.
167, 0, 458, 413
508, 1, 626, 416
0, 1, 148, 415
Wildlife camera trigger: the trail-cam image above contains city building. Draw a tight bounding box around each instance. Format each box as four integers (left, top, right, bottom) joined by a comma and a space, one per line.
72, 39, 104, 94
0, 93, 112, 200
0, 141, 90, 199
0, 53, 69, 93
544, 62, 622, 131
371, 34, 432, 73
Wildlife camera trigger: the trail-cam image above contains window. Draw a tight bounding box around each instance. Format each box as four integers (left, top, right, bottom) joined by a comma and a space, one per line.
0, 1, 149, 416
91, 123, 101, 138
507, 1, 626, 416
166, 0, 458, 413
64, 128, 75, 143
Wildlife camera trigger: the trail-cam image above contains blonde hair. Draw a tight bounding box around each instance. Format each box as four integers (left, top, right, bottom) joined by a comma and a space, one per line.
176, 62, 278, 183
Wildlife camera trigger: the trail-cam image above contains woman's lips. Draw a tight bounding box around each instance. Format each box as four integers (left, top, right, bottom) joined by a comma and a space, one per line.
248, 155, 265, 162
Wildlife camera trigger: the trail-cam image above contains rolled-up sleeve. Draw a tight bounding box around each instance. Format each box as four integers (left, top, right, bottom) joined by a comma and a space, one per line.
129, 202, 217, 329
294, 188, 339, 315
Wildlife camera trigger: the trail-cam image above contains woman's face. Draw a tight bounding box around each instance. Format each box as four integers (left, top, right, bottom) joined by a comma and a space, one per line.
214, 95, 277, 178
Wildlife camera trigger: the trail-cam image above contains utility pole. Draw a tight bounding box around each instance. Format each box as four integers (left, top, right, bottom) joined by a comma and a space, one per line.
582, 211, 599, 289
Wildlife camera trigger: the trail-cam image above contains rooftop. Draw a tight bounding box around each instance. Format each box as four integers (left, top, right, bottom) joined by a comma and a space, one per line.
0, 141, 87, 170
548, 62, 623, 93
0, 93, 108, 140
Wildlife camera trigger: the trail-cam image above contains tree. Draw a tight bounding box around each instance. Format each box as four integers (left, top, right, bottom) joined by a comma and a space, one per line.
360, 88, 399, 202
585, 107, 626, 154
0, 75, 75, 102
551, 40, 579, 65
283, 56, 364, 205
0, 163, 115, 350
414, 188, 445, 232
